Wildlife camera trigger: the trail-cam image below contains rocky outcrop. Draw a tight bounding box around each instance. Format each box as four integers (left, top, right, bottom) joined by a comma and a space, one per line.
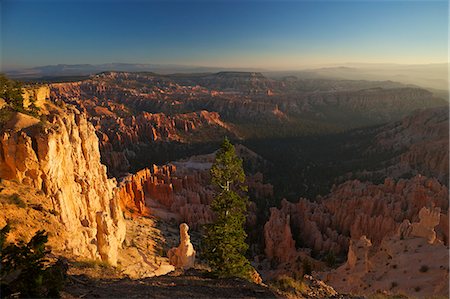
263, 176, 448, 261
399, 206, 441, 244
115, 163, 215, 229
264, 208, 297, 263
22, 85, 50, 110
0, 105, 125, 265
346, 236, 371, 272
167, 223, 196, 270
322, 209, 449, 298
115, 168, 152, 218
367, 107, 449, 184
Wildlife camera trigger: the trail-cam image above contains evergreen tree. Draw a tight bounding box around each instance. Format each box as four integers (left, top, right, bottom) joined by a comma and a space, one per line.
0, 225, 66, 298
202, 137, 252, 279
0, 74, 25, 112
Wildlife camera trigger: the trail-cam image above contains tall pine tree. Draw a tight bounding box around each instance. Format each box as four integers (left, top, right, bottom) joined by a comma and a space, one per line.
202, 137, 252, 279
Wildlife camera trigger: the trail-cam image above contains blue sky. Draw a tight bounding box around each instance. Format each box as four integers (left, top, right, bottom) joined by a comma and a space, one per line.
1, 0, 448, 70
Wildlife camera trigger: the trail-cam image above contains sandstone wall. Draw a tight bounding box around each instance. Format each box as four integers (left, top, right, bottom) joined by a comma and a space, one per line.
0, 106, 125, 265
22, 85, 51, 109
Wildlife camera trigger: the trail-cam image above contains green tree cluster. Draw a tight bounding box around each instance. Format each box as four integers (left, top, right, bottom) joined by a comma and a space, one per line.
0, 74, 25, 112
202, 137, 252, 279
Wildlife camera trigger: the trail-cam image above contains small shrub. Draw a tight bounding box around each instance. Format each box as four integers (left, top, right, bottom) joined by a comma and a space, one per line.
270, 275, 307, 295
414, 286, 421, 292
0, 224, 66, 297
419, 265, 429, 273
391, 281, 398, 289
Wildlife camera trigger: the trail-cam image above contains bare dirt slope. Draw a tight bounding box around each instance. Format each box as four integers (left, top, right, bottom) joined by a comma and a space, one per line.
62, 268, 278, 299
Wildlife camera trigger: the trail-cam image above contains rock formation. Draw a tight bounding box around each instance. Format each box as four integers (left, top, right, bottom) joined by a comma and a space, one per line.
263, 175, 448, 262
53, 88, 234, 176
22, 85, 50, 110
115, 168, 153, 218
346, 236, 371, 272
398, 206, 441, 244
168, 223, 196, 270
114, 150, 273, 229
0, 101, 125, 265
264, 208, 297, 263
115, 163, 215, 229
366, 107, 449, 184
49, 73, 446, 176
321, 207, 449, 298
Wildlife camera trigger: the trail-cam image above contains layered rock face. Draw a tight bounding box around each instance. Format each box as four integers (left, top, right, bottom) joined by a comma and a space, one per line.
0, 105, 125, 265
22, 85, 51, 110
116, 164, 214, 229
264, 175, 448, 263
367, 107, 449, 184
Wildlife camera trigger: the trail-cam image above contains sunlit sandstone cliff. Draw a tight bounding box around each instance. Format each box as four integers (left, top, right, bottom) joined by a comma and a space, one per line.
22, 85, 51, 110
0, 90, 125, 265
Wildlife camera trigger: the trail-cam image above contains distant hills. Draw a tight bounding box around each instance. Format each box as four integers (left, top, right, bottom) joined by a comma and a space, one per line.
4, 63, 265, 78
265, 63, 449, 92
4, 62, 448, 93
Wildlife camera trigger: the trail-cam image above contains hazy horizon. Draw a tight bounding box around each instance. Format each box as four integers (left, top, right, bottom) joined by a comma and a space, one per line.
2, 61, 449, 73
1, 0, 448, 71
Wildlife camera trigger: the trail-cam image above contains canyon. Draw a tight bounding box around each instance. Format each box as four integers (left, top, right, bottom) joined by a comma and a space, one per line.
0, 72, 448, 298
49, 72, 446, 177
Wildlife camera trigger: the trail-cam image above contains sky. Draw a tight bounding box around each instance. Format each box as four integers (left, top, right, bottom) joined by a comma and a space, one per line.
0, 0, 448, 70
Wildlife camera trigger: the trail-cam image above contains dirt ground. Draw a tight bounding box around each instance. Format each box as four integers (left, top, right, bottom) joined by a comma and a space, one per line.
61, 267, 278, 299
